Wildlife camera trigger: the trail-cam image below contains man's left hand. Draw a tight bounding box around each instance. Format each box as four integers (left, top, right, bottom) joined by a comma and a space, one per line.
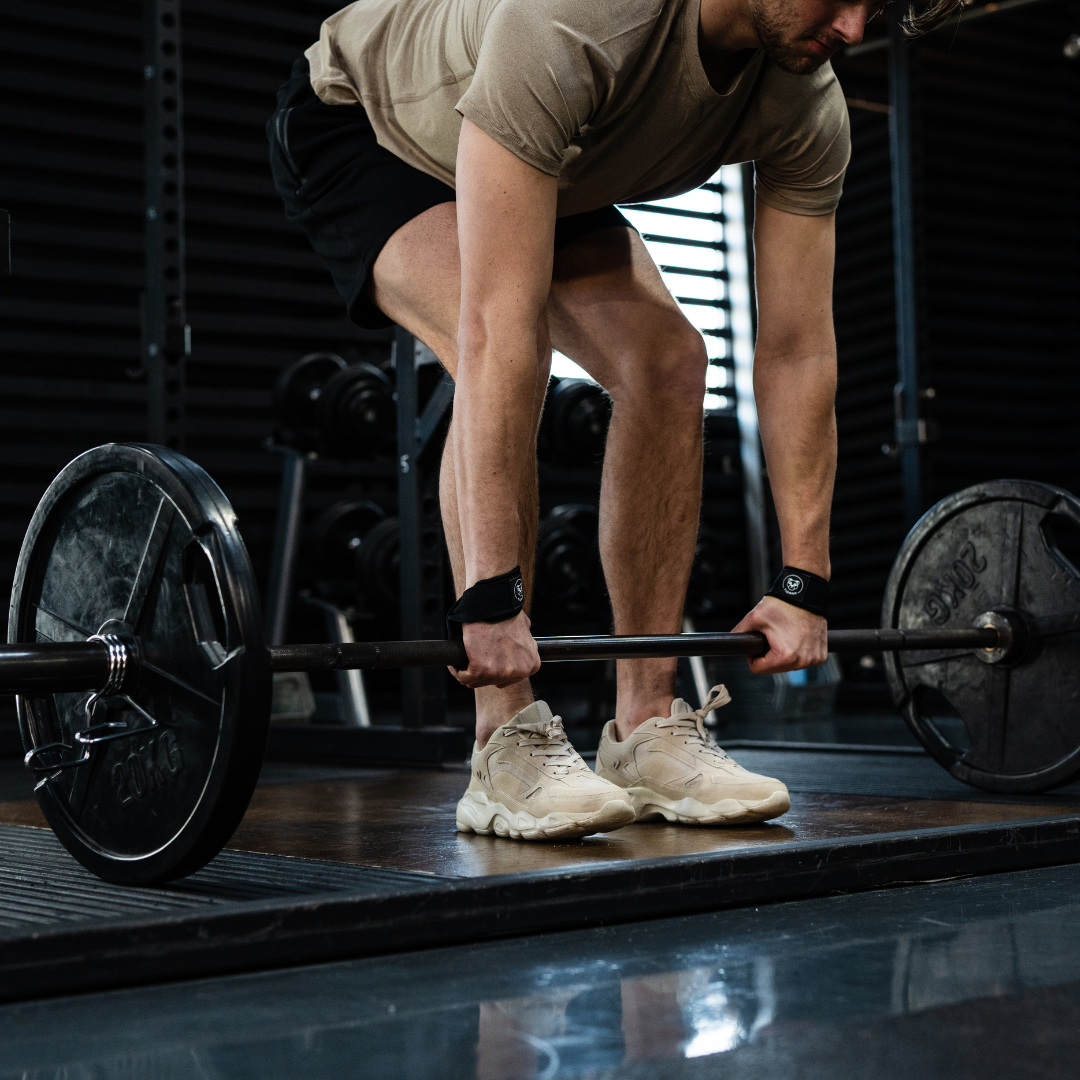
732, 596, 828, 675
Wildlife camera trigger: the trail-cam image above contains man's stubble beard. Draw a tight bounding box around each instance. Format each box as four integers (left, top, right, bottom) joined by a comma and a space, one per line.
747, 0, 830, 74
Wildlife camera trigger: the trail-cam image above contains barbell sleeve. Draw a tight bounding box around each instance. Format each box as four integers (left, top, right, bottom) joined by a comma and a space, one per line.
0, 642, 114, 692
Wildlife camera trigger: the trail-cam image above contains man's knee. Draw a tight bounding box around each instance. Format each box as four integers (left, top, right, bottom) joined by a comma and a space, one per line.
608, 325, 708, 413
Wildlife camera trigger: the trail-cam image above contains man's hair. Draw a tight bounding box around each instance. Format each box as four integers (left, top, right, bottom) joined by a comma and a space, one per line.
903, 0, 973, 35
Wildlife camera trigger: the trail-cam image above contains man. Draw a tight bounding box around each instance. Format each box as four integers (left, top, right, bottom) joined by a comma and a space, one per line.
269, 0, 952, 842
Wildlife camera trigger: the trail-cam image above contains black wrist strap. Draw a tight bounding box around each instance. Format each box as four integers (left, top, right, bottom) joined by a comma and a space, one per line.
766, 566, 829, 618
446, 566, 525, 639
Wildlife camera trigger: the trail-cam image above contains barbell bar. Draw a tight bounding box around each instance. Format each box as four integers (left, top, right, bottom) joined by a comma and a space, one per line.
0, 626, 1006, 695
268, 627, 1007, 666
8, 444, 1080, 886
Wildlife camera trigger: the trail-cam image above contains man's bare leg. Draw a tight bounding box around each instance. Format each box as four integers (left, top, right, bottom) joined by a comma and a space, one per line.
366, 201, 550, 746
368, 208, 703, 741
548, 228, 707, 738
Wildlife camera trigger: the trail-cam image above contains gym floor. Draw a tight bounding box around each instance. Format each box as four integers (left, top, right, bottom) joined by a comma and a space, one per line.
2, 750, 1080, 1077
1, 751, 1078, 875
3, 839, 1080, 1078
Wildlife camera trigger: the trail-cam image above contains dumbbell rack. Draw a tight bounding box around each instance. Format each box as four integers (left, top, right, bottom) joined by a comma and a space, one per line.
264, 329, 467, 765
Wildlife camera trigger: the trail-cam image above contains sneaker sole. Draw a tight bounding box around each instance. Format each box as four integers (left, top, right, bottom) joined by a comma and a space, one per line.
626, 787, 790, 825
456, 791, 636, 841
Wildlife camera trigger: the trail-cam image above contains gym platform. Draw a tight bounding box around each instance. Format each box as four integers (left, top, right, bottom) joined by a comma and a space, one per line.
1, 747, 1079, 1004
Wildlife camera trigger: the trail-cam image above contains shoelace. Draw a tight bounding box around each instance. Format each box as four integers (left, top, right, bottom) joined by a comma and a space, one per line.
511, 716, 588, 777
654, 684, 732, 764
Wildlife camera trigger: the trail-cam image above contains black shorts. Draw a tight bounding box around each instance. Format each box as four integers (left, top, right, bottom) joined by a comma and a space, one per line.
267, 59, 633, 329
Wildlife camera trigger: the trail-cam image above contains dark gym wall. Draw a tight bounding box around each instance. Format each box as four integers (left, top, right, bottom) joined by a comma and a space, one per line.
0, 0, 381, 609
830, 102, 900, 631
0, 0, 385, 740
181, 0, 392, 573
0, 0, 751, 735
2, 0, 1077, 723
917, 4, 1080, 503
829, 1, 1080, 646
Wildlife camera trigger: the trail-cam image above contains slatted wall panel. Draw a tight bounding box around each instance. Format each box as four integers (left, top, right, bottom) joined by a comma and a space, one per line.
0, 0, 144, 743
620, 180, 738, 418
829, 4, 1079, 706
828, 92, 905, 632
0, 0, 145, 599
180, 0, 389, 589
917, 3, 1080, 501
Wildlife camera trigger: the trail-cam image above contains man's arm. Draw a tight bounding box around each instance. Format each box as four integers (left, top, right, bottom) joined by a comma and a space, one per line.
449, 118, 557, 688
732, 199, 837, 674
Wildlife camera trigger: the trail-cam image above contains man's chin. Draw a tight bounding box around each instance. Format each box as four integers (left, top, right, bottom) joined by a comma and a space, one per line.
764, 46, 830, 74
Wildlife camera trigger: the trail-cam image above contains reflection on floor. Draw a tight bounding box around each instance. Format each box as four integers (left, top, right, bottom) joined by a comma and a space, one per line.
3, 862, 1080, 1079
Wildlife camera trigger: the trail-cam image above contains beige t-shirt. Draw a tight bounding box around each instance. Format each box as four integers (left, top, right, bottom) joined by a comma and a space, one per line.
306, 0, 850, 217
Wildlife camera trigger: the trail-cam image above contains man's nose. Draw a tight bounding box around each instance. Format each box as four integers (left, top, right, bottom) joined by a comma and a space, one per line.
830, 4, 868, 44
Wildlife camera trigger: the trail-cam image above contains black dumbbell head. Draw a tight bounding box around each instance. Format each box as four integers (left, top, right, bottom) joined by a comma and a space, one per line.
273, 352, 347, 434
544, 379, 611, 466
535, 504, 603, 610
307, 500, 387, 582
687, 526, 725, 617
353, 516, 401, 609
317, 362, 396, 459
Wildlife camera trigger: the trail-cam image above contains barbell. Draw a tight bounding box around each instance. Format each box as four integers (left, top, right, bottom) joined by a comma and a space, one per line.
8, 444, 1080, 885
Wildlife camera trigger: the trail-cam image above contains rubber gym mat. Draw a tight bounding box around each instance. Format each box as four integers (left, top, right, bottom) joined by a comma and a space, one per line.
0, 824, 446, 935
2, 809, 1079, 1004
721, 749, 1080, 804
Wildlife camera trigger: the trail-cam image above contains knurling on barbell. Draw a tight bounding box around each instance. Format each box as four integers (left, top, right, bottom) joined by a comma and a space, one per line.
6, 444, 1080, 885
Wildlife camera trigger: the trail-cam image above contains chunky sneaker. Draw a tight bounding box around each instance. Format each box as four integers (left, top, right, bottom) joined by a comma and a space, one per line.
595, 686, 790, 824
457, 701, 635, 840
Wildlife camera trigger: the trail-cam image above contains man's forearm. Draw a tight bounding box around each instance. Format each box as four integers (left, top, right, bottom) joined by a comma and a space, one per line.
751, 201, 839, 582
453, 117, 558, 592
754, 347, 837, 579
452, 322, 546, 588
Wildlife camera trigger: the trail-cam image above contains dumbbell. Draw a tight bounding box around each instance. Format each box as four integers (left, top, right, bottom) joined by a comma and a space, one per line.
535, 504, 604, 613
316, 362, 396, 458
272, 352, 347, 446
273, 353, 396, 458
306, 500, 401, 611
541, 378, 612, 466
352, 517, 401, 609
306, 500, 387, 583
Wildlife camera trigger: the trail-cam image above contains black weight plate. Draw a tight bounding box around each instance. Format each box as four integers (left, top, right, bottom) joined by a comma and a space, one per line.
9, 444, 270, 884
883, 479, 1080, 793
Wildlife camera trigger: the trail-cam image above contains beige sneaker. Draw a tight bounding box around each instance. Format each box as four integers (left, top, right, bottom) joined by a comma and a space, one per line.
457, 701, 636, 840
595, 686, 790, 825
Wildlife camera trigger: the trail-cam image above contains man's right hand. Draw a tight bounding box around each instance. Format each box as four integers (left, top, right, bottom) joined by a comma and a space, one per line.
450, 610, 541, 689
